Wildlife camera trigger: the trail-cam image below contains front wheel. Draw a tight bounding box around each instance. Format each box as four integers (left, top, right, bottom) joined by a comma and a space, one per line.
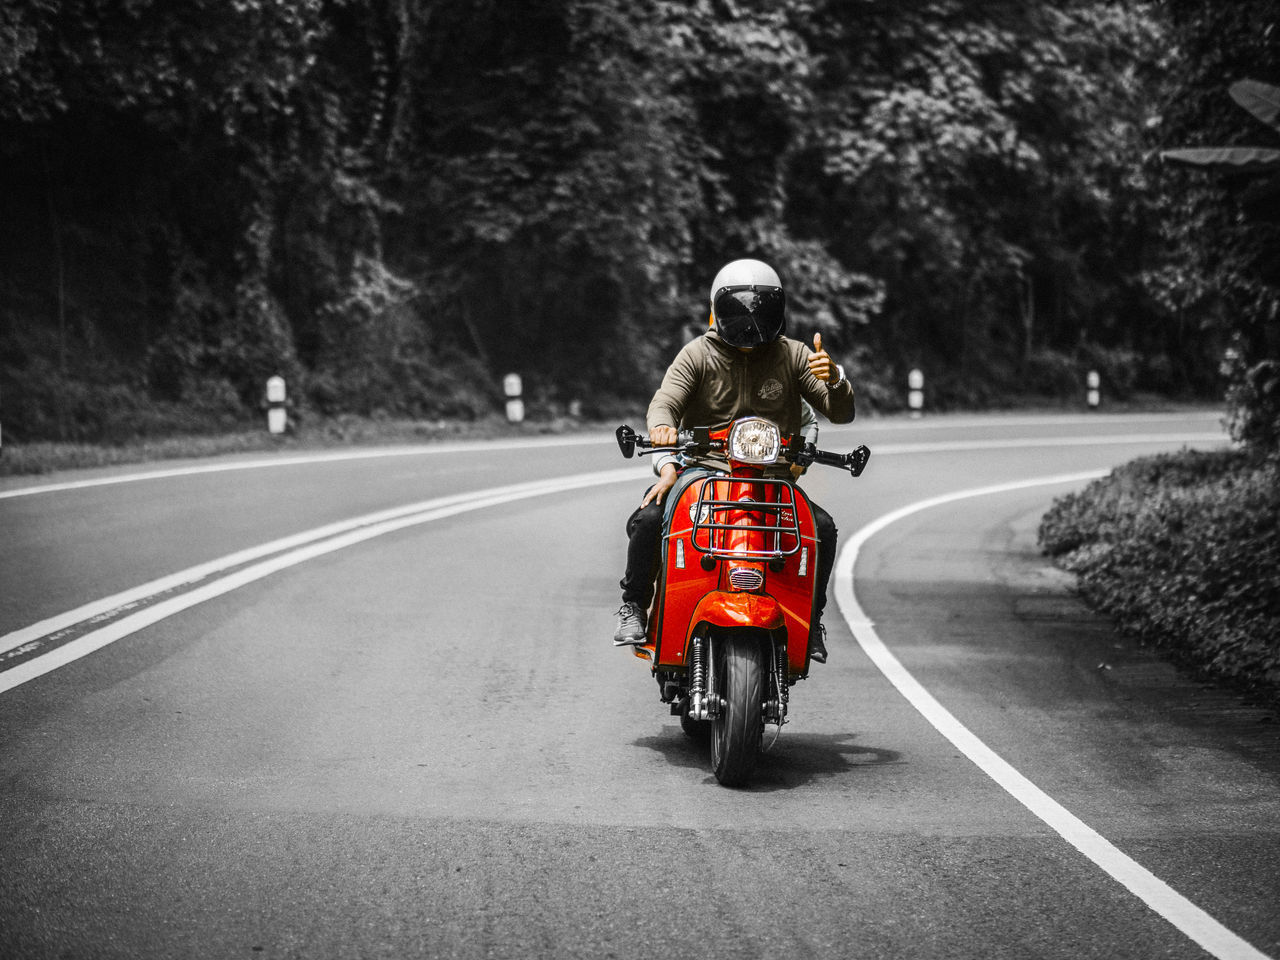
710, 636, 766, 787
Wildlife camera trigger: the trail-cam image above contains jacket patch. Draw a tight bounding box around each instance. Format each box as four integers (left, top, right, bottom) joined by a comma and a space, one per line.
758, 378, 783, 402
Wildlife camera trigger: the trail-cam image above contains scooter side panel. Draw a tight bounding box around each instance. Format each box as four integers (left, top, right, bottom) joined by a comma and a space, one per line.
650, 479, 712, 669
768, 486, 821, 676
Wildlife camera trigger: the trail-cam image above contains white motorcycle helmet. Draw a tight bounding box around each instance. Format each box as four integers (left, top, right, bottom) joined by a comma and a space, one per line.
709, 258, 787, 349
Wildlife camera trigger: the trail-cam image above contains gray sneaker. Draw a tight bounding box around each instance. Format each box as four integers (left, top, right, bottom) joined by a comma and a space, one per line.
613, 602, 648, 646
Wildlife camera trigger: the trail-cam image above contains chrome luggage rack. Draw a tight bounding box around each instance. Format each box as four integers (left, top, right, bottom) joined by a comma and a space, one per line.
689, 477, 803, 560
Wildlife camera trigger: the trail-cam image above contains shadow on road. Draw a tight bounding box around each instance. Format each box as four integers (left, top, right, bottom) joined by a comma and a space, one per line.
633, 727, 901, 792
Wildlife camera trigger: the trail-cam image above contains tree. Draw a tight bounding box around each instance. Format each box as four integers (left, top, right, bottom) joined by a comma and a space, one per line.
1160, 78, 1280, 452
788, 1, 1174, 404
0, 0, 1191, 440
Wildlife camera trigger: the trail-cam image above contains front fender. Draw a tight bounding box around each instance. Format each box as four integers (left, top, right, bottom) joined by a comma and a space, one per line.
689, 592, 786, 634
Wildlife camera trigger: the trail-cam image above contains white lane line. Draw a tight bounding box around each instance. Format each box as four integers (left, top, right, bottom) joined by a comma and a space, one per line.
849, 411, 1224, 432
2, 430, 1227, 674
1, 489, 485, 657
0, 435, 608, 500
0, 466, 644, 694
834, 473, 1273, 960
869, 432, 1225, 456
0, 420, 1226, 501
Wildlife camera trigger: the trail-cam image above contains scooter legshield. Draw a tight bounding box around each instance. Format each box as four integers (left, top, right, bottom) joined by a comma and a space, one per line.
645, 474, 820, 677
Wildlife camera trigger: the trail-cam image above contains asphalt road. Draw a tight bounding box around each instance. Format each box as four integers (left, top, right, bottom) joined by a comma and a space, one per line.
2, 411, 1277, 960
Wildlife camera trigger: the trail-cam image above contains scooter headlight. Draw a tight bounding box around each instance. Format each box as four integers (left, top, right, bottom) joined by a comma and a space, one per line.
727, 418, 781, 465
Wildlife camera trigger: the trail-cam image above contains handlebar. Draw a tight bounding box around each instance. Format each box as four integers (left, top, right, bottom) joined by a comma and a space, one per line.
615, 424, 870, 479
615, 425, 704, 459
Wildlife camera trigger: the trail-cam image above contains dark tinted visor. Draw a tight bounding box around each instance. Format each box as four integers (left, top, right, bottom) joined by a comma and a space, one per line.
713, 286, 786, 348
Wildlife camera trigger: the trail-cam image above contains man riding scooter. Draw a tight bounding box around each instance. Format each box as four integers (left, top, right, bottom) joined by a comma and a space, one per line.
613, 258, 856, 662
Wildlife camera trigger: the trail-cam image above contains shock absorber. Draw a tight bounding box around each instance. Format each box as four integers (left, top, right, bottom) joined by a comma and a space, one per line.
688, 635, 707, 721
775, 642, 789, 723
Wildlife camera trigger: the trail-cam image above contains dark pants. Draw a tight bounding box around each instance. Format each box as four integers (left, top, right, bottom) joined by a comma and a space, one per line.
619, 486, 838, 620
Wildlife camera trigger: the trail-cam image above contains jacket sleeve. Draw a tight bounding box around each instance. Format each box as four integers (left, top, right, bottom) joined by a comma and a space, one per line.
647, 339, 703, 432
800, 398, 819, 445
796, 342, 855, 424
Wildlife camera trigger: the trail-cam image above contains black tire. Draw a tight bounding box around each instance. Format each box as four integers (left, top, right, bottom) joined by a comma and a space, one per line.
710, 636, 766, 787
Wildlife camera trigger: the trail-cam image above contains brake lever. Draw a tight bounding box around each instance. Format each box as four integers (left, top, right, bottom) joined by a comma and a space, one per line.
617, 425, 715, 459
786, 434, 816, 468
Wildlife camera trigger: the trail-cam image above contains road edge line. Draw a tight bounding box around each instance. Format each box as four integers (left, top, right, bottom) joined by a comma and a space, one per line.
834, 471, 1273, 960
0, 435, 612, 500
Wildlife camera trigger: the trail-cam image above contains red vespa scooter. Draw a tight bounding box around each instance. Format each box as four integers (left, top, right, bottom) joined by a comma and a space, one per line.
617, 417, 870, 786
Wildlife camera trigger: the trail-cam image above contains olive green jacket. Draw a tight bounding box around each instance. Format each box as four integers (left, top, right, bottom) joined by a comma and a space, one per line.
646, 331, 855, 473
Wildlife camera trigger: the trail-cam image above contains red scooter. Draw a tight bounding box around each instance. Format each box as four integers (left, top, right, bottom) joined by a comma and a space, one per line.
617, 417, 870, 786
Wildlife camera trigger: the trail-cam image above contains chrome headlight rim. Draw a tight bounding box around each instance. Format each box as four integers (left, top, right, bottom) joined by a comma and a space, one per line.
727, 417, 782, 465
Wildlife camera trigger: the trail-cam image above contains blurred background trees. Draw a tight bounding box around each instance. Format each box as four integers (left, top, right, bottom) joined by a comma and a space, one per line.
1, 0, 1273, 447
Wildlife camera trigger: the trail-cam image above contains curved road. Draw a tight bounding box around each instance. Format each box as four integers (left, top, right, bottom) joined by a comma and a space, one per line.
1, 412, 1277, 959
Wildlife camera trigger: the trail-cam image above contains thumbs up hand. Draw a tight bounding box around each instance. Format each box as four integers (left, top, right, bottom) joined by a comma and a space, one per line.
808, 332, 834, 382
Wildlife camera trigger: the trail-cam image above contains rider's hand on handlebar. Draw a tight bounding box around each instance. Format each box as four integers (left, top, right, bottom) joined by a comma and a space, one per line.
808, 332, 835, 382
642, 462, 679, 508
649, 425, 679, 448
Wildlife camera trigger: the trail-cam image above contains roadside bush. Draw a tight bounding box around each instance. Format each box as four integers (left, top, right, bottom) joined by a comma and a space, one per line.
1039, 449, 1280, 695
3, 358, 253, 443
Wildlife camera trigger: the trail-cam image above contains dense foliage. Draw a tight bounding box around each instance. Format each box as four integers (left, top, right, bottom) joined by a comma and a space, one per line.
0, 0, 1233, 441
1151, 0, 1280, 454
1039, 450, 1280, 695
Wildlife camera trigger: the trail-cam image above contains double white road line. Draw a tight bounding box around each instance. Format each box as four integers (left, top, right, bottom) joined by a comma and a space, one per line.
0, 467, 642, 694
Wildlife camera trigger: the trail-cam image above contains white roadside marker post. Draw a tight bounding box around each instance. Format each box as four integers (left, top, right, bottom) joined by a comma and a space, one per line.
1086, 370, 1101, 410
266, 376, 287, 435
504, 373, 525, 424
908, 368, 925, 419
